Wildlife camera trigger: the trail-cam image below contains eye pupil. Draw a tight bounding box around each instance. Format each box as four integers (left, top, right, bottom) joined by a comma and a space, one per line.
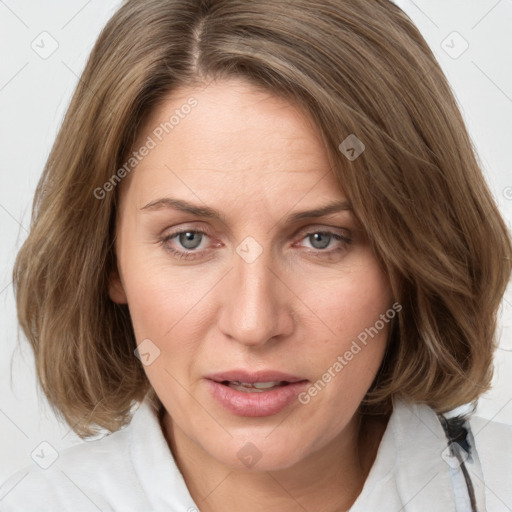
310, 233, 330, 249
179, 231, 202, 249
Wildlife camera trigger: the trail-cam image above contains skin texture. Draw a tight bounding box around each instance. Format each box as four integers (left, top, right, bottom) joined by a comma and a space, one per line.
110, 78, 393, 511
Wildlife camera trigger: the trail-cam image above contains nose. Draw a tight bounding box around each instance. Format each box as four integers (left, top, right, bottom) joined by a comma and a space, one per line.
217, 246, 295, 348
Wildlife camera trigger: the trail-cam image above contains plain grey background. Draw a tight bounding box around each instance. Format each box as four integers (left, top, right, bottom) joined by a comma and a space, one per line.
1, 0, 511, 482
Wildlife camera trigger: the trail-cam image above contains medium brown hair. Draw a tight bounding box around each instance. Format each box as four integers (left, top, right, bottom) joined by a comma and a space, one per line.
13, 0, 511, 436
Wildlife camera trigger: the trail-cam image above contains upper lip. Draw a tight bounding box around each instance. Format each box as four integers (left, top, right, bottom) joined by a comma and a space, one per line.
206, 370, 308, 384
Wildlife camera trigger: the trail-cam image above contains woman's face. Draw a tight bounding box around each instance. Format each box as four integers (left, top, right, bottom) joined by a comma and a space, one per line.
111, 78, 393, 471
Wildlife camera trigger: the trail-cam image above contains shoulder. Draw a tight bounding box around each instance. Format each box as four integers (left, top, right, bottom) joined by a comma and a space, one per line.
0, 403, 153, 512
378, 399, 511, 511
469, 413, 512, 450
468, 413, 512, 510
469, 413, 512, 457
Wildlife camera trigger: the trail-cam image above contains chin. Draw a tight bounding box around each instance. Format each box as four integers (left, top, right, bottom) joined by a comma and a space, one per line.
203, 433, 312, 472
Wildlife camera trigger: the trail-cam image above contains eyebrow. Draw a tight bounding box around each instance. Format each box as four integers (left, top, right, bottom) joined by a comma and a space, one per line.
140, 197, 352, 223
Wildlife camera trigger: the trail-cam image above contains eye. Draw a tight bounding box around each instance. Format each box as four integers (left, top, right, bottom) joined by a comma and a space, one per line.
305, 232, 334, 250
159, 227, 352, 262
160, 229, 213, 260
296, 230, 352, 254
174, 231, 205, 250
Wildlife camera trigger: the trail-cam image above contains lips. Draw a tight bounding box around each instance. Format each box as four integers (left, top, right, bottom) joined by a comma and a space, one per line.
205, 370, 309, 416
206, 370, 307, 385
224, 381, 288, 392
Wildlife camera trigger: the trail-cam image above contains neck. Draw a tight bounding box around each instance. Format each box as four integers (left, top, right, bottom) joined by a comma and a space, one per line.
161, 409, 389, 512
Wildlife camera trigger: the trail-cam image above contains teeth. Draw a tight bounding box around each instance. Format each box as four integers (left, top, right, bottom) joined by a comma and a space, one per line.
232, 381, 283, 388
250, 381, 283, 389
227, 381, 286, 392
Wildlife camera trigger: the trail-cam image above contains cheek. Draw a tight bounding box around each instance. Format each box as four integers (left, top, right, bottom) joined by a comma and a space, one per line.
122, 267, 208, 399
118, 250, 222, 390
119, 242, 213, 341
300, 260, 392, 406
311, 259, 392, 347
122, 273, 177, 343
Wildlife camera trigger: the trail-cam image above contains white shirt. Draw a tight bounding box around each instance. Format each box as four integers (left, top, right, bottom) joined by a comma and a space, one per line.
1, 395, 511, 511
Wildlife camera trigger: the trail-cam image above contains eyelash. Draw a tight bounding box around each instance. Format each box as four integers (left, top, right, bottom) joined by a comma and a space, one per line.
159, 228, 352, 261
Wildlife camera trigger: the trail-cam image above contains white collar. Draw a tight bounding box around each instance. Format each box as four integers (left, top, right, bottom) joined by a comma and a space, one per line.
129, 397, 198, 511
352, 398, 459, 510
127, 395, 483, 511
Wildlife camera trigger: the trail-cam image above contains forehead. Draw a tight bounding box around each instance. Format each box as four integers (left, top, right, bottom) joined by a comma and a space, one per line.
122, 78, 343, 209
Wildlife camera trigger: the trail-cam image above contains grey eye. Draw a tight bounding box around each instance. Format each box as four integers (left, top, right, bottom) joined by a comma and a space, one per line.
308, 233, 332, 249
178, 231, 203, 250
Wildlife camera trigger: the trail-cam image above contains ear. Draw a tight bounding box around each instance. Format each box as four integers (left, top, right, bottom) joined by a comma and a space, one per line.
108, 269, 128, 304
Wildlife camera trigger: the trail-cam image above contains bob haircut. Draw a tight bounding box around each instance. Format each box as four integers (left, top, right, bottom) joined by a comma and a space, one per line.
13, 0, 512, 437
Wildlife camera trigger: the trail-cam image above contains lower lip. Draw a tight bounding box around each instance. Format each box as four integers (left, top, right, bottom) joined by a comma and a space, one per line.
206, 380, 309, 417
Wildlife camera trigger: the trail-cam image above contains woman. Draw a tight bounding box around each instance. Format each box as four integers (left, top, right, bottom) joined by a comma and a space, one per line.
2, 0, 511, 510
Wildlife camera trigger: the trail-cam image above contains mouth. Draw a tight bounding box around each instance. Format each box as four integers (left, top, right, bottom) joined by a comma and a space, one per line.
206, 370, 307, 388
218, 380, 298, 393
205, 370, 309, 416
